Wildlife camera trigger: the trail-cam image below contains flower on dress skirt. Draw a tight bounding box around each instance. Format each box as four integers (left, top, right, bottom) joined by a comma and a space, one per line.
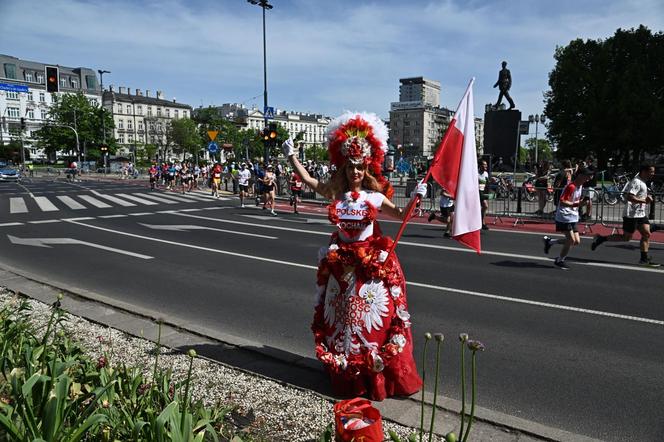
390, 333, 407, 349
329, 244, 339, 251
389, 285, 401, 299
371, 352, 385, 372
378, 250, 389, 262
334, 354, 348, 370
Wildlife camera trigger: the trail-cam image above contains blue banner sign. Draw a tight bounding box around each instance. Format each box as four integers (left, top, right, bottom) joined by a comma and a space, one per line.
0, 83, 29, 93
208, 142, 219, 154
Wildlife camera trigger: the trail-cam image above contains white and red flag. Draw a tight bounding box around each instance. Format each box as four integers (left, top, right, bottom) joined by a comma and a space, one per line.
429, 78, 481, 253
386, 79, 481, 259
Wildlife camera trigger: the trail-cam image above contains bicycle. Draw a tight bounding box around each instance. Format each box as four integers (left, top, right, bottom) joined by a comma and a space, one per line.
600, 172, 629, 205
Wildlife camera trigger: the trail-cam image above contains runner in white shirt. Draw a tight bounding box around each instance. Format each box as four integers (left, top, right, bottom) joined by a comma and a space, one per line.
591, 164, 659, 267
237, 163, 252, 207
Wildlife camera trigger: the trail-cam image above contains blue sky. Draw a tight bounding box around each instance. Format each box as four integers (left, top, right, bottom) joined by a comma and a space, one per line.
1, 0, 662, 125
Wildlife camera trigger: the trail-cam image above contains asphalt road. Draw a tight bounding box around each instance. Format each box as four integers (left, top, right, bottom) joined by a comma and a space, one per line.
1, 176, 663, 441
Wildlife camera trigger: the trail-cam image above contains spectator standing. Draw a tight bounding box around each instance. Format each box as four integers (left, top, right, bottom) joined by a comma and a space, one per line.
534, 160, 550, 215
543, 168, 594, 269
579, 156, 597, 221
553, 160, 573, 206
591, 164, 659, 267
478, 159, 490, 230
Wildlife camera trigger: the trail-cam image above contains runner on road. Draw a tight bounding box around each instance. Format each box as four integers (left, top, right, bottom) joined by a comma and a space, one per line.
590, 163, 659, 267
542, 168, 593, 270
289, 170, 303, 213
237, 163, 251, 207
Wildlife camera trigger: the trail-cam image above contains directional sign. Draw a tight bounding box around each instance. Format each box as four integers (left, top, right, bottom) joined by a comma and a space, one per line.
139, 223, 277, 239
208, 141, 219, 154
264, 106, 275, 119
7, 235, 153, 259
207, 130, 218, 141
0, 83, 29, 93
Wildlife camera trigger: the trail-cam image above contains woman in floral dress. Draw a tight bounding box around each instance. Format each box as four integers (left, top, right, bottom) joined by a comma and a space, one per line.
282, 112, 425, 401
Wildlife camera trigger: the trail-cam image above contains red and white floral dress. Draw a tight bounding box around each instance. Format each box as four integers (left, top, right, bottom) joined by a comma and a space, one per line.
312, 190, 422, 400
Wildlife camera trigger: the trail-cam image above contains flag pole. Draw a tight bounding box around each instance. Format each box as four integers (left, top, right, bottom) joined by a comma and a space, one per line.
385, 78, 475, 261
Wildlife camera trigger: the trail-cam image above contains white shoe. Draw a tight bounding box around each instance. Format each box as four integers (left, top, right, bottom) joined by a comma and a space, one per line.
270, 210, 277, 216
241, 204, 245, 208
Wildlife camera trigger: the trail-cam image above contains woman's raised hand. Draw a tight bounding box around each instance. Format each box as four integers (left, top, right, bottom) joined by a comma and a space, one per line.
282, 138, 295, 157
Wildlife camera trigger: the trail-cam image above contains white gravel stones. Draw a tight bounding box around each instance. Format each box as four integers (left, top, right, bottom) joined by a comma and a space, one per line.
0, 288, 440, 441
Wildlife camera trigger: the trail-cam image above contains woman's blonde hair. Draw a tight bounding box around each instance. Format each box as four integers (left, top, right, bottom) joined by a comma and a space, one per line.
318, 162, 382, 199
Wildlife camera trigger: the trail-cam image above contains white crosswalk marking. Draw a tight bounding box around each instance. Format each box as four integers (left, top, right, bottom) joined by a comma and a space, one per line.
153, 193, 198, 203
94, 193, 136, 207
56, 196, 86, 210
10, 197, 28, 214
78, 195, 112, 208
115, 193, 158, 206
34, 196, 59, 212
135, 193, 178, 204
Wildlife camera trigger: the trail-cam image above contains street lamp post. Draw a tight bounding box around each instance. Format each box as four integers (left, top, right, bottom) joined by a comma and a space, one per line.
247, 0, 273, 165
528, 114, 546, 164
98, 69, 110, 174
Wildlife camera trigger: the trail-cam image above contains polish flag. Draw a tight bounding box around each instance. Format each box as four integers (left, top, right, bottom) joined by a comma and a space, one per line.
429, 79, 481, 253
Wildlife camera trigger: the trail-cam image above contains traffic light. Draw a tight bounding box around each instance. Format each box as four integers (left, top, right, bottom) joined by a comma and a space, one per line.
268, 123, 278, 146
45, 66, 59, 93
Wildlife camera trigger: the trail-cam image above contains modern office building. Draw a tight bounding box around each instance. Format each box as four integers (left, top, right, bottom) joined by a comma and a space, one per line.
102, 87, 192, 161
0, 54, 100, 160
389, 76, 484, 159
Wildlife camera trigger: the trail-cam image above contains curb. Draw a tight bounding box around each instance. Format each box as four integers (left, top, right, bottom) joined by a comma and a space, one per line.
0, 261, 602, 442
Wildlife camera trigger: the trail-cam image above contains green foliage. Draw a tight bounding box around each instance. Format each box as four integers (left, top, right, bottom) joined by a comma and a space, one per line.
303, 144, 329, 162
169, 118, 202, 161
0, 140, 28, 163
0, 294, 243, 441
544, 25, 664, 169
522, 138, 553, 162
33, 93, 115, 160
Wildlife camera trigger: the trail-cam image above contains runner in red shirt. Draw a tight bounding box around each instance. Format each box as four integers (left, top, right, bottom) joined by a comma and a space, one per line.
289, 171, 303, 214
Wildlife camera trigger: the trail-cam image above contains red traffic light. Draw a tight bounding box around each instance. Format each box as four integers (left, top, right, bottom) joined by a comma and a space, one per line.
45, 66, 59, 93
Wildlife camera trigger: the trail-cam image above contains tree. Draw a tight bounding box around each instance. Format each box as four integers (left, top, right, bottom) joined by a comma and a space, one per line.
0, 140, 29, 163
168, 118, 201, 161
544, 26, 664, 169
34, 92, 115, 161
303, 144, 329, 162
523, 137, 553, 163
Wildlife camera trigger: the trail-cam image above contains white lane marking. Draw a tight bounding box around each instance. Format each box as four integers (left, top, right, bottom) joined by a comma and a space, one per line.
62, 219, 664, 327
129, 212, 154, 216
56, 195, 86, 210
171, 212, 331, 235
115, 193, 158, 206
139, 223, 277, 239
34, 196, 59, 212
7, 235, 153, 259
407, 281, 664, 326
93, 193, 136, 207
64, 220, 312, 269
98, 214, 128, 218
62, 217, 95, 221
78, 195, 112, 208
151, 193, 197, 203
162, 193, 209, 202
10, 197, 28, 214
136, 193, 178, 204
0, 222, 23, 227
28, 219, 62, 224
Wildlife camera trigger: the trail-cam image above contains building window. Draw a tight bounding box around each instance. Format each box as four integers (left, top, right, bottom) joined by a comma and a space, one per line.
27, 109, 34, 119
25, 72, 33, 82
6, 91, 19, 100
126, 105, 131, 114
138, 122, 143, 130
118, 134, 125, 143
85, 75, 97, 89
70, 78, 79, 88
157, 108, 162, 117
118, 120, 124, 129
139, 134, 144, 142
27, 91, 33, 101
89, 99, 98, 106
137, 105, 142, 115
117, 104, 122, 114
7, 107, 20, 118
174, 109, 179, 119
183, 111, 187, 118
128, 134, 134, 142
147, 107, 152, 117
127, 121, 133, 130
60, 77, 67, 88
166, 109, 170, 118
39, 92, 45, 102
3, 63, 17, 79
36, 72, 44, 84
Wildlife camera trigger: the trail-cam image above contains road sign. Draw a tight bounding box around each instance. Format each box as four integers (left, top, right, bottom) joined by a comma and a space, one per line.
264, 106, 275, 119
519, 121, 530, 135
207, 130, 218, 140
0, 83, 29, 93
208, 141, 219, 154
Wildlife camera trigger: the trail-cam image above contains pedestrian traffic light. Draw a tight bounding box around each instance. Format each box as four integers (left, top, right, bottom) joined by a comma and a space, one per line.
45, 66, 59, 93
